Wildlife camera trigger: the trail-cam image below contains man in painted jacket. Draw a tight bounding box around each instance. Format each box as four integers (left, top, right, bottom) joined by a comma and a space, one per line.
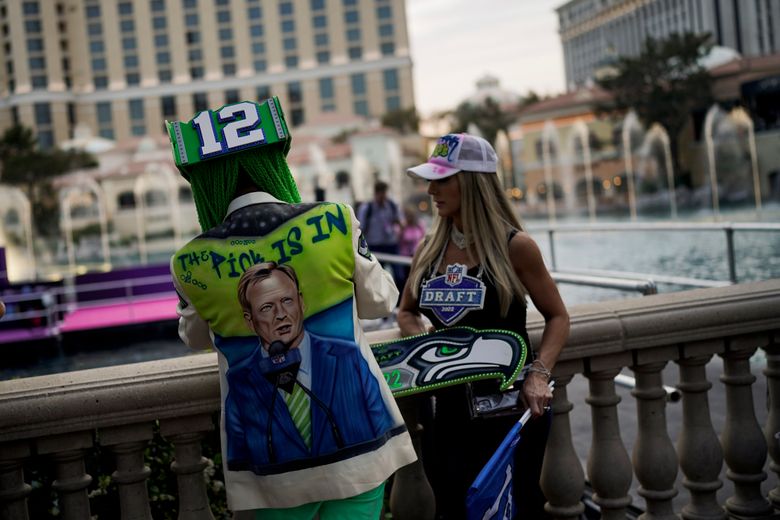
167, 98, 416, 515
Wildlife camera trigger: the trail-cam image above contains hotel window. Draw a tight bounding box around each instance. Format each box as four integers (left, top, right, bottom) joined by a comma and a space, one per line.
225, 89, 240, 104
25, 20, 41, 32
287, 81, 304, 126
351, 73, 368, 116
311, 0, 324, 10
248, 3, 266, 74
313, 15, 327, 28
382, 69, 401, 111
377, 5, 392, 19
351, 73, 365, 94
29, 57, 45, 70
23, 4, 46, 91
23, 2, 40, 15
353, 100, 368, 117
193, 92, 208, 112
151, 0, 170, 82
256, 85, 270, 101
279, 2, 293, 15
312, 10, 329, 63
217, 3, 236, 77
346, 20, 361, 61
383, 69, 398, 90
279, 2, 297, 69
183, 0, 204, 81
385, 95, 400, 111
161, 95, 176, 118
380, 42, 394, 55
129, 98, 145, 136
34, 102, 51, 125
344, 11, 359, 23
117, 3, 140, 86
96, 102, 114, 139
319, 78, 335, 112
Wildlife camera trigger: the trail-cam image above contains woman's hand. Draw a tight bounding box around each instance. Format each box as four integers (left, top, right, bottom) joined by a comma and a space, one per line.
521, 371, 553, 417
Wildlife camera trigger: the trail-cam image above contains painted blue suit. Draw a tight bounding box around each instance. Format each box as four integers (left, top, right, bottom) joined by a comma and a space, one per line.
225, 331, 395, 475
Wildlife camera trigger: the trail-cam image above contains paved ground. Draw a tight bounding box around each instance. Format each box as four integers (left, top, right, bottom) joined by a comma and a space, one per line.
566, 353, 778, 514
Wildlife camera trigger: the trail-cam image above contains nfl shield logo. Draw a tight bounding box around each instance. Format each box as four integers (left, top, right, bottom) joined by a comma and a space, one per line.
446, 264, 464, 286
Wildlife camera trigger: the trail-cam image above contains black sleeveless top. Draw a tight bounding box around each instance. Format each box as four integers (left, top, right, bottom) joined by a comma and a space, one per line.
415, 230, 531, 351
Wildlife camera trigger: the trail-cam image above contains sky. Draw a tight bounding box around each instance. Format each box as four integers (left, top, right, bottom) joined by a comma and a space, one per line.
405, 0, 567, 116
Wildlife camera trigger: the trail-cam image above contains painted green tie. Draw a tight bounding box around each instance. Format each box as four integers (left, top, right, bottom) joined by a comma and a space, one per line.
285, 383, 312, 449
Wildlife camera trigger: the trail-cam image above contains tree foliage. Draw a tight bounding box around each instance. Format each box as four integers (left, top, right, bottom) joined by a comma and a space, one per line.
596, 32, 714, 151
451, 97, 516, 146
0, 124, 97, 236
381, 107, 420, 134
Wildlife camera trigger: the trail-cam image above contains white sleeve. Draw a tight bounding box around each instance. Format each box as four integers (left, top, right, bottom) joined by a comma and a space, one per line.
349, 205, 399, 319
170, 258, 214, 351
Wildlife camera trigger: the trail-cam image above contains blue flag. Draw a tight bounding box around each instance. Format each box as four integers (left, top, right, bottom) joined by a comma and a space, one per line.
465, 411, 531, 520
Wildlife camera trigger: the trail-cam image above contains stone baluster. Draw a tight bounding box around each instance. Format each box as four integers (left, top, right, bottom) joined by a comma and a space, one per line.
0, 441, 32, 520
100, 423, 154, 520
720, 339, 773, 518
540, 373, 585, 520
676, 350, 725, 520
631, 358, 678, 519
37, 432, 94, 520
390, 395, 435, 520
160, 414, 215, 520
763, 334, 780, 510
585, 364, 633, 520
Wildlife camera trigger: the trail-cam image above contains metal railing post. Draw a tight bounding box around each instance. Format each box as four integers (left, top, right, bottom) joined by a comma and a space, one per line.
548, 229, 557, 271
725, 227, 738, 284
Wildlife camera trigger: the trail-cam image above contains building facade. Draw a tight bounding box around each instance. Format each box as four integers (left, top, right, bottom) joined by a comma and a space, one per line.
0, 0, 414, 148
557, 0, 780, 88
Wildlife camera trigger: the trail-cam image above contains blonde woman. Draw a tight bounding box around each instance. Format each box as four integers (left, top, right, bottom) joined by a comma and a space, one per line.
397, 133, 569, 519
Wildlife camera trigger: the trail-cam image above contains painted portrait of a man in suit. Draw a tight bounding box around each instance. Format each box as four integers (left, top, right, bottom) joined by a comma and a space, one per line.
224, 262, 395, 474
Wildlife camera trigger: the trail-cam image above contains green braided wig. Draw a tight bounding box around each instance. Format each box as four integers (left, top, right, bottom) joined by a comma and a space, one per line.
186, 143, 301, 231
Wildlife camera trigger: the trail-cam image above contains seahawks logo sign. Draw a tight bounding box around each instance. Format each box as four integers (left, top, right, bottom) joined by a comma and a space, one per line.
371, 327, 527, 397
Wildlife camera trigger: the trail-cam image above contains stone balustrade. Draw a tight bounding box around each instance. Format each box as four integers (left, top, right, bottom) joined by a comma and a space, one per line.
0, 279, 778, 519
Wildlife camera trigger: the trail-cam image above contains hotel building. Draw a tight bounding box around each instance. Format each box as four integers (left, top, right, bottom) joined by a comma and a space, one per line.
0, 0, 415, 148
557, 0, 780, 88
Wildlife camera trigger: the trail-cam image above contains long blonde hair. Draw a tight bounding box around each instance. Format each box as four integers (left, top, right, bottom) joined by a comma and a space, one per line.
408, 172, 527, 317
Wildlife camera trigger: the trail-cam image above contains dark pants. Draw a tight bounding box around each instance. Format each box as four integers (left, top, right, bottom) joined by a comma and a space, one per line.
421, 384, 551, 520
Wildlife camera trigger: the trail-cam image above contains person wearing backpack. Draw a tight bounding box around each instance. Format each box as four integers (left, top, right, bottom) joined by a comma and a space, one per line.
357, 180, 403, 283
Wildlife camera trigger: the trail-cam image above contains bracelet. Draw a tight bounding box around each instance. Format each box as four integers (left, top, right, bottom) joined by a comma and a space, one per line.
528, 359, 552, 380
527, 366, 551, 380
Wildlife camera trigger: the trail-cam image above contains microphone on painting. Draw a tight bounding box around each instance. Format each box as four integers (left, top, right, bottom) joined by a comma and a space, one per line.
260, 340, 301, 394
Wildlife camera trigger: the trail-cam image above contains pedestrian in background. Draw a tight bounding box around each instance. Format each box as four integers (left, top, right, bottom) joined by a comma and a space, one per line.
396, 205, 426, 291
357, 180, 403, 282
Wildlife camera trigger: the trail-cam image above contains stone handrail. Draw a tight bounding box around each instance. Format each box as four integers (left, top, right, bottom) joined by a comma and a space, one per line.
1, 279, 779, 519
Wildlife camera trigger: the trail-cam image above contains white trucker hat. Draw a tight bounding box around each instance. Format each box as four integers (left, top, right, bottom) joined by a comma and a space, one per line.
407, 133, 498, 180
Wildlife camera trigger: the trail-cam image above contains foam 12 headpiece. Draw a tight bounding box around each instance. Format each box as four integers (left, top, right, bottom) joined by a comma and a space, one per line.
165, 96, 291, 181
